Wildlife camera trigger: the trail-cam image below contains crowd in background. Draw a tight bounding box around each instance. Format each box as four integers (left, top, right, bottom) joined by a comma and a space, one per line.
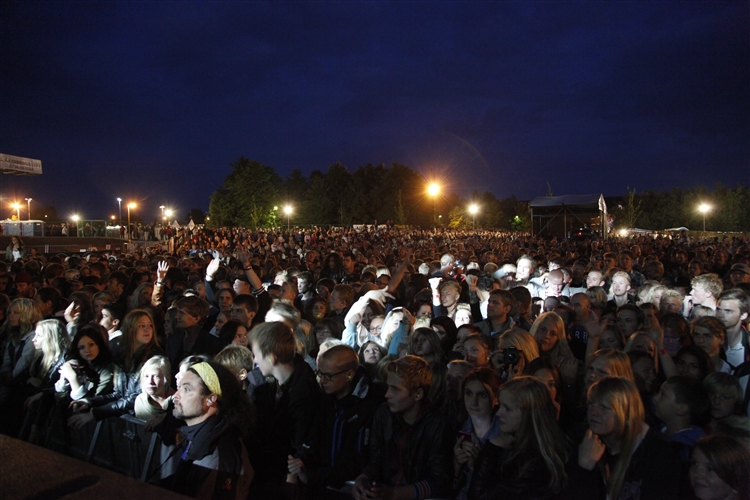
2, 226, 750, 500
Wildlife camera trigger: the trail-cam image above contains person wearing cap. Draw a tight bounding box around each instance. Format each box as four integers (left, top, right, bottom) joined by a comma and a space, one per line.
13, 272, 35, 299
168, 360, 253, 499
730, 263, 750, 288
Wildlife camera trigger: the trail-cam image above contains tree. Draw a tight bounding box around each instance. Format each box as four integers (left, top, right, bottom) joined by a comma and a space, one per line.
208, 157, 280, 229
623, 187, 642, 228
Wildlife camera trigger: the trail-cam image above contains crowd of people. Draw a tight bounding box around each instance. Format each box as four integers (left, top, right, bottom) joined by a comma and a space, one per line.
1, 225, 750, 500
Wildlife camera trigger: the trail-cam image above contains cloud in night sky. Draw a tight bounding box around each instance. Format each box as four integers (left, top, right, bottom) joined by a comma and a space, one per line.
1, 1, 748, 221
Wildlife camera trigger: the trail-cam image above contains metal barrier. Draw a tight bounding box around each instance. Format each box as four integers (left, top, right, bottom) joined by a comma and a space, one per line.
45, 410, 167, 483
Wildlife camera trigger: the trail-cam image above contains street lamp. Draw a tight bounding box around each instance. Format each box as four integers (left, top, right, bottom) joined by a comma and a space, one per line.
427, 183, 440, 228
117, 198, 122, 228
25, 198, 32, 220
698, 204, 711, 232
160, 205, 165, 219
72, 214, 80, 237
283, 205, 293, 230
11, 202, 20, 220
165, 209, 173, 219
127, 203, 136, 241
469, 204, 478, 230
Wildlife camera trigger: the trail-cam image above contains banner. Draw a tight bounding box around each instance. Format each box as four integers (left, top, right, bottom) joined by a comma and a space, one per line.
0, 153, 43, 175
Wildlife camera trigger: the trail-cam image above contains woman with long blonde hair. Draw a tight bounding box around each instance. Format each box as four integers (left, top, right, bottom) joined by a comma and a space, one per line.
529, 312, 574, 365
468, 376, 569, 499
1, 298, 42, 382
573, 377, 681, 499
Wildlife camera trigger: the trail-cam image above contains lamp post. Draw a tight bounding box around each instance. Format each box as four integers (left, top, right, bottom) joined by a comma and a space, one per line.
160, 205, 165, 220
164, 208, 172, 222
469, 204, 478, 230
117, 198, 122, 228
427, 183, 440, 228
12, 202, 20, 220
698, 204, 711, 232
72, 215, 80, 237
24, 198, 32, 220
284, 205, 293, 231
127, 203, 136, 241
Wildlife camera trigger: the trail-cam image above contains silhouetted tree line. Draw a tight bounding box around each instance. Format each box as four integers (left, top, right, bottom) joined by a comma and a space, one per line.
208, 157, 749, 232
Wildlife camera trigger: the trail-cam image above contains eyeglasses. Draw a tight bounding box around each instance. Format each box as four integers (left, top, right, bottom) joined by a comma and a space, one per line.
316, 369, 349, 382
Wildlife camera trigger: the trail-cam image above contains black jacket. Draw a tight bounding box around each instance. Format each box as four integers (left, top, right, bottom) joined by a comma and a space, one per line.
165, 325, 221, 370
168, 414, 253, 500
250, 355, 321, 487
302, 368, 386, 490
361, 401, 453, 499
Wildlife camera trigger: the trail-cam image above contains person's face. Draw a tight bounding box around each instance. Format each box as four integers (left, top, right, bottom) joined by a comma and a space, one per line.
32, 328, 44, 350
516, 261, 532, 281
363, 343, 381, 364
232, 279, 248, 295
218, 291, 233, 311
0, 279, 9, 293
280, 282, 296, 301
369, 317, 384, 338
175, 308, 200, 330
361, 306, 374, 331
416, 304, 433, 319
586, 271, 604, 289
586, 356, 615, 390
605, 256, 617, 269
496, 390, 522, 434
317, 357, 351, 398
173, 370, 209, 421
413, 333, 433, 357
692, 326, 724, 358
315, 325, 333, 345
652, 382, 679, 423
632, 357, 657, 393
709, 391, 737, 421
77, 335, 100, 362
15, 281, 30, 296
214, 313, 228, 332
454, 309, 472, 327
691, 285, 709, 305
715, 299, 748, 330
688, 262, 703, 279
316, 285, 330, 300
616, 310, 639, 337
107, 279, 122, 295
533, 368, 558, 402
676, 353, 703, 380
385, 372, 419, 416
611, 277, 630, 297
232, 325, 248, 347
619, 255, 633, 271
464, 380, 496, 419
730, 270, 750, 287
135, 316, 154, 345
661, 297, 682, 315
447, 364, 467, 401
631, 335, 656, 358
140, 286, 153, 305
7, 303, 21, 327
311, 301, 327, 320
486, 296, 509, 320
571, 296, 590, 318
440, 286, 460, 309
297, 278, 310, 294
533, 320, 559, 352
600, 329, 623, 350
690, 448, 738, 500
329, 291, 345, 311
230, 304, 253, 327
141, 367, 166, 397
587, 397, 618, 438
663, 328, 683, 355
251, 341, 274, 376
93, 299, 108, 319
464, 338, 489, 367
547, 272, 564, 296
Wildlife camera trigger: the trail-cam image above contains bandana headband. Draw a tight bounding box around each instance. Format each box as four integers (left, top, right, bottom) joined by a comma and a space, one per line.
191, 362, 222, 397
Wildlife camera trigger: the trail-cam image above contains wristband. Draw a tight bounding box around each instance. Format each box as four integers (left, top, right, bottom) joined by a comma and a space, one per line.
156, 281, 165, 286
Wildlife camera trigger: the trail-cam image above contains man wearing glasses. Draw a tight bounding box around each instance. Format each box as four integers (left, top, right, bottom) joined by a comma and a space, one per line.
287, 345, 386, 493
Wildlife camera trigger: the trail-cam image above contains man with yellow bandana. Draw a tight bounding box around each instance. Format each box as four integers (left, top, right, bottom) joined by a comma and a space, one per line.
167, 361, 253, 499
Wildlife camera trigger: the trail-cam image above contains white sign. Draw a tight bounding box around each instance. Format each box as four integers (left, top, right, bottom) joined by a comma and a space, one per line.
0, 153, 43, 175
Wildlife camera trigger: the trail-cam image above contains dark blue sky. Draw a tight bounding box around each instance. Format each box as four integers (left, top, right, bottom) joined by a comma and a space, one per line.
1, 1, 748, 223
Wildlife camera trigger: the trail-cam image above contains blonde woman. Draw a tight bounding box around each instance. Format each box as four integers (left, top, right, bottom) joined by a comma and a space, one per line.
529, 312, 575, 365
1, 298, 42, 383
573, 377, 681, 499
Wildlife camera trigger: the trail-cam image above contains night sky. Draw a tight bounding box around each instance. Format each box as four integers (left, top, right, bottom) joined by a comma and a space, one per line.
1, 1, 748, 223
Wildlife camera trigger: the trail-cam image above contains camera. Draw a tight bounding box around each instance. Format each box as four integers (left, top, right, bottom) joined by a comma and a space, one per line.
500, 346, 520, 366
